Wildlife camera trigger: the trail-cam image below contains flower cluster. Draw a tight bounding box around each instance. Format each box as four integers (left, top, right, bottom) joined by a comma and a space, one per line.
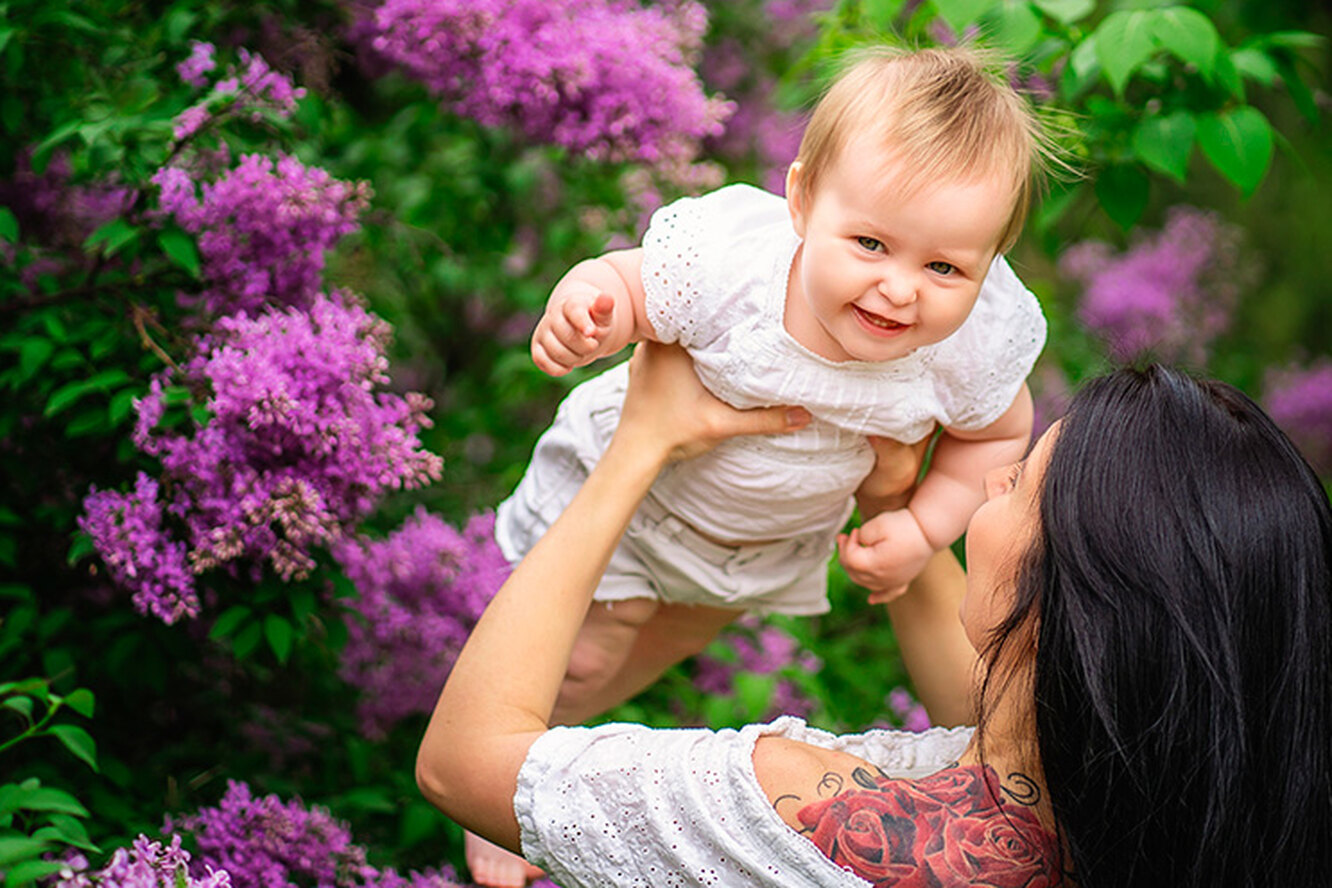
1059, 206, 1242, 364
333, 509, 510, 737
79, 473, 198, 624
886, 686, 932, 733
51, 835, 231, 888
355, 0, 732, 166
0, 151, 131, 254
83, 294, 442, 622
173, 45, 306, 142
166, 781, 462, 888
153, 154, 370, 318
1264, 359, 1332, 475
694, 616, 818, 719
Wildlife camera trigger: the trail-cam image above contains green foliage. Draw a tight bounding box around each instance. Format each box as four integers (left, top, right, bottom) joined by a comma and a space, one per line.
810, 0, 1324, 229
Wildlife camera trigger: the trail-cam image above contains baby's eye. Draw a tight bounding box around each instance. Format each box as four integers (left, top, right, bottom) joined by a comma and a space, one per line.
856, 236, 885, 252
927, 260, 956, 275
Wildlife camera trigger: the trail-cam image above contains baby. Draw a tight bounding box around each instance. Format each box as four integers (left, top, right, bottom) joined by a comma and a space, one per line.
468, 44, 1051, 887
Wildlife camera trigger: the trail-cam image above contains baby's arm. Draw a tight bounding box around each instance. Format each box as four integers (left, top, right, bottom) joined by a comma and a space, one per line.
840, 384, 1034, 602
531, 248, 657, 376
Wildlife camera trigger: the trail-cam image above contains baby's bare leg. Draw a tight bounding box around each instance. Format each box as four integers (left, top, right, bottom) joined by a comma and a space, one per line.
555, 602, 743, 724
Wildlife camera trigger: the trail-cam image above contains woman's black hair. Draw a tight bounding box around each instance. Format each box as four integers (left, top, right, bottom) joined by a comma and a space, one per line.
986, 365, 1332, 887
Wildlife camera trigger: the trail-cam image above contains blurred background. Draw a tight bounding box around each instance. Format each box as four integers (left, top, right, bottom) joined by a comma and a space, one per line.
1, 1, 1327, 885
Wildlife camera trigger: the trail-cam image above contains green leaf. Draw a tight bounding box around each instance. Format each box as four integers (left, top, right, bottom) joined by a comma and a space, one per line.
62, 688, 94, 719
208, 605, 252, 640
157, 229, 200, 278
0, 29, 14, 59
83, 218, 139, 257
48, 725, 98, 772
0, 206, 16, 243
18, 338, 53, 381
232, 621, 263, 659
1273, 53, 1318, 125
2, 695, 33, 720
67, 532, 94, 566
1151, 6, 1219, 76
1212, 45, 1244, 100
1032, 0, 1093, 23
35, 813, 100, 852
43, 371, 132, 418
1230, 47, 1278, 85
1132, 111, 1196, 183
988, 1, 1043, 56
1197, 106, 1273, 196
265, 615, 293, 664
0, 836, 51, 867
5, 859, 66, 887
1260, 30, 1324, 50
931, 0, 991, 33
6, 787, 88, 817
1094, 9, 1157, 95
1095, 163, 1150, 229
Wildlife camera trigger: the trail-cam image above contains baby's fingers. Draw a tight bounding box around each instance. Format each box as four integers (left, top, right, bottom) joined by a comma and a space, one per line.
563, 293, 614, 342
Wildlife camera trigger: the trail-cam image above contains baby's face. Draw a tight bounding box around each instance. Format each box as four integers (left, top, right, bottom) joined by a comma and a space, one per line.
785, 136, 1015, 364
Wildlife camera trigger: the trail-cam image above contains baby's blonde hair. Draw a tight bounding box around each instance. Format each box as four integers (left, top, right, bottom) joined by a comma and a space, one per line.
794, 45, 1056, 253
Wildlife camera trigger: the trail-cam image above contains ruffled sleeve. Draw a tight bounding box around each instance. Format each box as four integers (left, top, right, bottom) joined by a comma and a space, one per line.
930, 256, 1047, 432
640, 184, 792, 349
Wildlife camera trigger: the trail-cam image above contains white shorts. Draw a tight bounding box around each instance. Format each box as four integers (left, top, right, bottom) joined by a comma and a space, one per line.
495, 394, 837, 616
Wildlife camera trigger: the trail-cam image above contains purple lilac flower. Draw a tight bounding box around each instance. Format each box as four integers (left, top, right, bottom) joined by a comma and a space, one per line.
887, 686, 932, 733
167, 781, 462, 888
178, 41, 218, 88
1059, 205, 1242, 364
79, 473, 199, 625
50, 834, 232, 888
764, 0, 835, 47
91, 294, 441, 619
152, 154, 370, 318
355, 0, 732, 167
333, 509, 510, 737
1264, 359, 1332, 475
172, 48, 306, 146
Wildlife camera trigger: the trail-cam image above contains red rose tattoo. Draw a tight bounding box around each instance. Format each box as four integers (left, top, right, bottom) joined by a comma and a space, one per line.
796, 764, 1060, 887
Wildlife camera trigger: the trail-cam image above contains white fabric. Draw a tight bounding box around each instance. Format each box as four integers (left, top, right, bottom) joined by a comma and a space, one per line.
504, 184, 1045, 547
515, 717, 975, 888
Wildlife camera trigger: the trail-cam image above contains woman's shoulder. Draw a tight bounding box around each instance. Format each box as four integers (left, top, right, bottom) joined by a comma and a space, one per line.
753, 736, 1063, 887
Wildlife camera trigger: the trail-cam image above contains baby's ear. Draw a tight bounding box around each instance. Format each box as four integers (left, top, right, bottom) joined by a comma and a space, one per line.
785, 162, 808, 238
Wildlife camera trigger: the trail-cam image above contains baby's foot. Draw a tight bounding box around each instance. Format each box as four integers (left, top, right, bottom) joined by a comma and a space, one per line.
465, 830, 545, 888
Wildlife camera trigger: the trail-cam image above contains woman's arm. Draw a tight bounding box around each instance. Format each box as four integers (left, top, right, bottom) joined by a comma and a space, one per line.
415, 343, 810, 852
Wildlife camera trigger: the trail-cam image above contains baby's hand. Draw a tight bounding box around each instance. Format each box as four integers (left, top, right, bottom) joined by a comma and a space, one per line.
531, 285, 617, 376
837, 508, 935, 605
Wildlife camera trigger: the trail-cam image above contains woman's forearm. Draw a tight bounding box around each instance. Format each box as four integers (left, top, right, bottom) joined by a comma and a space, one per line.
415, 423, 668, 847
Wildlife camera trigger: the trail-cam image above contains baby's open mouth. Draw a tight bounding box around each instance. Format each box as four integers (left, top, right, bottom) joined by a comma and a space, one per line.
853, 305, 907, 331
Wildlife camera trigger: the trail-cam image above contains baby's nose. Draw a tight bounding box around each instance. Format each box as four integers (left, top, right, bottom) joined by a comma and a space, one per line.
878, 273, 918, 306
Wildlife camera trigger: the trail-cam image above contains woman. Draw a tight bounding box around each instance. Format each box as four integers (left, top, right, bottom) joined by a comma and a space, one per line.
417, 342, 1332, 887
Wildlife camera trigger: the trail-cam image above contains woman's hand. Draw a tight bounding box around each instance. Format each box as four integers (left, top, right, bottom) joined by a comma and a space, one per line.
614, 341, 812, 464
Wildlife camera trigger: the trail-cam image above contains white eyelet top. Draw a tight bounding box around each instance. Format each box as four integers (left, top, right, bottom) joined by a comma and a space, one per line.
515, 716, 975, 888
580, 184, 1044, 543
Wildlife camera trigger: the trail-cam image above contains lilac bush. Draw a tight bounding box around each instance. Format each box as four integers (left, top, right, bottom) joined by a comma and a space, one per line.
1059, 206, 1243, 364
82, 294, 442, 622
1264, 359, 1332, 475
354, 0, 732, 166
51, 835, 231, 888
152, 154, 370, 319
164, 781, 462, 888
334, 509, 510, 738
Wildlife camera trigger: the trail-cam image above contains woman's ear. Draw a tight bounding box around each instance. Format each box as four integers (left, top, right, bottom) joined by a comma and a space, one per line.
786, 162, 808, 238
